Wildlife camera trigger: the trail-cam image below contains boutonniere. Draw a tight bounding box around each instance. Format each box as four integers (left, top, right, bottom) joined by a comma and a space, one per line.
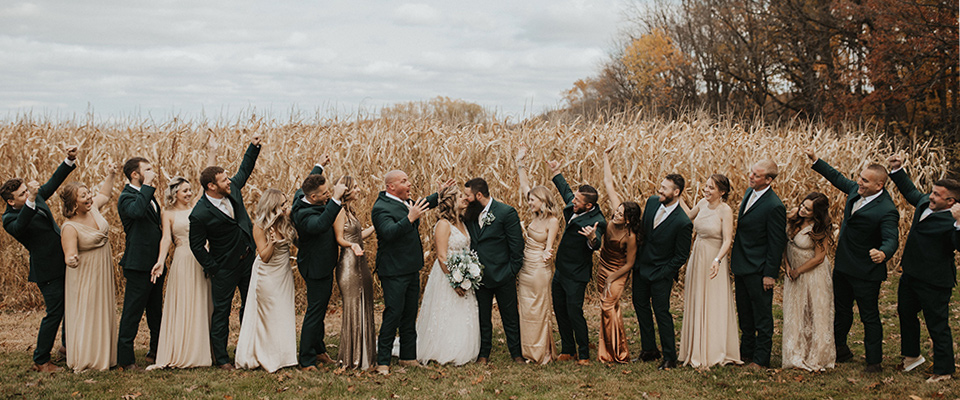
481, 212, 496, 227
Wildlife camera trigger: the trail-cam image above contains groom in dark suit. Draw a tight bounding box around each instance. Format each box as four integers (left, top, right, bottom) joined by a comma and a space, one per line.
807, 149, 898, 373
463, 178, 525, 364
189, 134, 262, 370
116, 157, 164, 370
887, 154, 959, 382
371, 170, 448, 375
633, 174, 693, 370
291, 157, 346, 371
731, 160, 787, 369
1, 145, 78, 372
549, 160, 606, 365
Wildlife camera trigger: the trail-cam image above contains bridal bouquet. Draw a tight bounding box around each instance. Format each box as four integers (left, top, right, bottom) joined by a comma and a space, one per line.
445, 249, 484, 290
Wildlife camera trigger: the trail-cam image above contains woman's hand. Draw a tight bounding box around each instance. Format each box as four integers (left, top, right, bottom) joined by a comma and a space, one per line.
788, 268, 801, 280
65, 254, 79, 268
542, 249, 553, 262
454, 287, 467, 297
709, 260, 719, 279
150, 261, 165, 283
351, 243, 364, 257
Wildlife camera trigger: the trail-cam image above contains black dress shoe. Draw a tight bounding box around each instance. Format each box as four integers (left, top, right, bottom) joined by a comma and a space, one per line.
658, 360, 677, 370
862, 363, 882, 374
836, 347, 854, 363
638, 350, 662, 362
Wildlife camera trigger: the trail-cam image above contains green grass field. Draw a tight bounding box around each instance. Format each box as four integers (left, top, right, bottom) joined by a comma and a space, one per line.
1, 274, 957, 399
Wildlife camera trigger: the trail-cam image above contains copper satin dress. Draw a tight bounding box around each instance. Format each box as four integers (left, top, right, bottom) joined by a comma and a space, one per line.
63, 207, 118, 372
516, 222, 556, 364
335, 212, 376, 369
677, 204, 741, 367
596, 228, 631, 363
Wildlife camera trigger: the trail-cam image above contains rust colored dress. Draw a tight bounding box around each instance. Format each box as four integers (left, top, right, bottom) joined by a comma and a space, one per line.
596, 228, 631, 363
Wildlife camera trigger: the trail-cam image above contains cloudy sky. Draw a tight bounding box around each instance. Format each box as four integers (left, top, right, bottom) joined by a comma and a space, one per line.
0, 0, 630, 121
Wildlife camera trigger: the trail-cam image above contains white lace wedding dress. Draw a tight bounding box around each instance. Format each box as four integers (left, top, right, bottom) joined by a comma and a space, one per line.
414, 224, 481, 365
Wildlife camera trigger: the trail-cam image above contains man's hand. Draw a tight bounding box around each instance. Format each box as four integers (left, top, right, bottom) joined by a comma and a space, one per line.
318, 154, 331, 167
250, 132, 262, 146
951, 203, 960, 223
869, 248, 886, 264
887, 154, 904, 171
803, 147, 818, 163
516, 143, 528, 163
332, 180, 348, 202
407, 198, 429, 223
578, 222, 598, 242
547, 160, 561, 177
437, 178, 455, 192
207, 135, 220, 153
26, 180, 40, 202
65, 144, 78, 161
142, 169, 157, 186
762, 276, 775, 291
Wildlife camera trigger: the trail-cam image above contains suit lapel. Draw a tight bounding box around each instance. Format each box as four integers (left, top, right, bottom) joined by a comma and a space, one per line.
198, 196, 234, 225
738, 189, 752, 217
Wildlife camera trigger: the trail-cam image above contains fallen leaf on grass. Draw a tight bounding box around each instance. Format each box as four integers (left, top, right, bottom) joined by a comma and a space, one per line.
622, 370, 632, 375
276, 387, 288, 393
793, 375, 804, 382
472, 375, 484, 385
458, 388, 469, 395
865, 381, 882, 390
224, 395, 234, 400
83, 379, 97, 384
908, 396, 922, 400
347, 386, 355, 392
120, 392, 141, 400
184, 385, 198, 393
846, 378, 857, 384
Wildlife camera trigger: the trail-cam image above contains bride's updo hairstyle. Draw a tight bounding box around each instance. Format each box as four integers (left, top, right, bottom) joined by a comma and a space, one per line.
59, 181, 85, 218
436, 185, 461, 223
164, 176, 190, 206
527, 185, 558, 219
254, 188, 297, 245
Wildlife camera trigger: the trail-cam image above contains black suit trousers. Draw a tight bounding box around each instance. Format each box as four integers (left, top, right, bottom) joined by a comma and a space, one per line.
377, 272, 420, 365
34, 278, 65, 365
209, 256, 253, 366
898, 274, 955, 375
117, 269, 164, 365
552, 276, 589, 359
833, 270, 882, 365
633, 275, 677, 361
299, 275, 334, 367
476, 280, 522, 359
734, 273, 773, 366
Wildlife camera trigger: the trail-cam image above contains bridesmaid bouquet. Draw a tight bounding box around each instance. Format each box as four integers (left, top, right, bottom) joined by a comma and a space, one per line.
445, 249, 484, 290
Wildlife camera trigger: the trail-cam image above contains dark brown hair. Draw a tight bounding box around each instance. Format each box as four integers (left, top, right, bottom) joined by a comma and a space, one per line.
0, 178, 23, 202
709, 174, 730, 201
200, 166, 225, 191
787, 192, 834, 247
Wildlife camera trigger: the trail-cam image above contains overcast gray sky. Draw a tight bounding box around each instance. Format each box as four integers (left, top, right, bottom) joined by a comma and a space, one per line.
0, 0, 629, 121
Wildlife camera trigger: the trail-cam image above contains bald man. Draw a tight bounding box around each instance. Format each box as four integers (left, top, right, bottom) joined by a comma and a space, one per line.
371, 171, 450, 374
807, 149, 898, 374
731, 160, 787, 369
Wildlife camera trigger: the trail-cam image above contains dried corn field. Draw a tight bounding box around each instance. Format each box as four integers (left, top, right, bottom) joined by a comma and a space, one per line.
0, 112, 950, 310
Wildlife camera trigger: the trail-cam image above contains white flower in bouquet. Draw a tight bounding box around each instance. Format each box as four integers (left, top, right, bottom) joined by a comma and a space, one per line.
460, 279, 472, 290
451, 269, 463, 282
468, 263, 481, 277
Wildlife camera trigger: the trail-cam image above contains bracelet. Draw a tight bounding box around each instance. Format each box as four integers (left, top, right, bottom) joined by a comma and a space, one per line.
713, 257, 720, 263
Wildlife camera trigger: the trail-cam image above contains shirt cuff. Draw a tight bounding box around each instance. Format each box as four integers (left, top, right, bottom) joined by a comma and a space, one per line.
64, 158, 76, 167
25, 199, 36, 209
329, 198, 341, 206
890, 167, 903, 175
954, 221, 960, 231
315, 163, 325, 171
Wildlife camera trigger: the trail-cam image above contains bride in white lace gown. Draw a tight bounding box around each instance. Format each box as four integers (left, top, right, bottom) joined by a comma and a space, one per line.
415, 186, 481, 366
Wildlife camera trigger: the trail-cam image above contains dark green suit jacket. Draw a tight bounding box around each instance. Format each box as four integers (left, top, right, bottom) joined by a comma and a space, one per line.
371, 191, 439, 277
552, 174, 606, 283
890, 168, 960, 288
812, 159, 899, 281
292, 165, 343, 280
117, 184, 162, 271
465, 199, 524, 288
189, 144, 260, 277
2, 161, 76, 283
635, 196, 693, 281
730, 187, 787, 277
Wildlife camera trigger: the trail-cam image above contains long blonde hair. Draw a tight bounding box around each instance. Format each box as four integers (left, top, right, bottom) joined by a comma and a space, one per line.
254, 189, 297, 245
164, 176, 190, 207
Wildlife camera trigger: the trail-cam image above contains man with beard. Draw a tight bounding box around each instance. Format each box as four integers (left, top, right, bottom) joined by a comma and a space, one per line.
731, 160, 787, 369
632, 174, 693, 370
371, 170, 452, 375
548, 160, 606, 365
189, 133, 262, 370
463, 177, 525, 364
806, 149, 898, 374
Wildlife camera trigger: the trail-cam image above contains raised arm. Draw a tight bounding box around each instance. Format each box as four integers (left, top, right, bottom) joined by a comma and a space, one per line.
551, 169, 575, 205
602, 146, 622, 212
887, 155, 923, 207
3, 181, 40, 238
151, 213, 174, 283
92, 162, 119, 210
231, 134, 263, 190
204, 135, 220, 169
806, 148, 857, 194
516, 144, 532, 198
117, 181, 157, 220
39, 145, 78, 200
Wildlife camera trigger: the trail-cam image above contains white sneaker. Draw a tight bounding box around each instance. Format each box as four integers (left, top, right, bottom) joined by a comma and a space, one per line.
926, 374, 952, 383
902, 355, 926, 372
